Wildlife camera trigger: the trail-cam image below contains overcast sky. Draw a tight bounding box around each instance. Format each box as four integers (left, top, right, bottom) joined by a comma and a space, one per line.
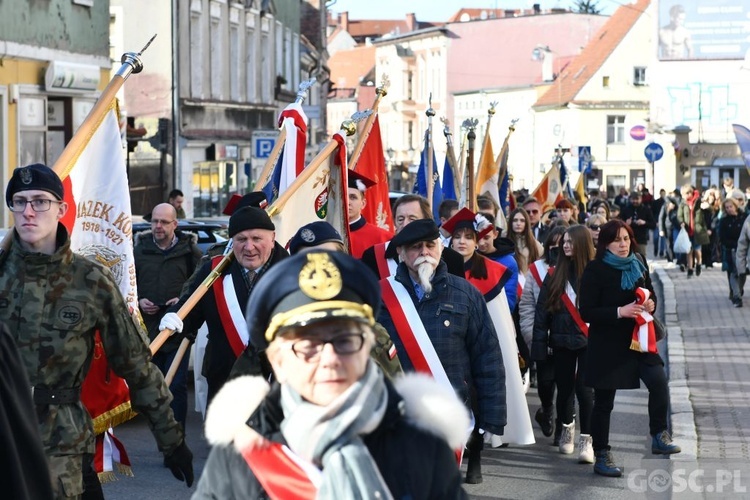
328, 0, 618, 22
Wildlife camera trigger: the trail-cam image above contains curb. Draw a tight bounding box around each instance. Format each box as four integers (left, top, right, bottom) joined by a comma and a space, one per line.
653, 264, 698, 461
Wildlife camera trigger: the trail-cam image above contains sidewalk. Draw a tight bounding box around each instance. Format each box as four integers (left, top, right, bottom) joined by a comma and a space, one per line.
653, 255, 750, 481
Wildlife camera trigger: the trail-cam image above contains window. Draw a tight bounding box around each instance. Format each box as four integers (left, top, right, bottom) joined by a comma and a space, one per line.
633, 66, 647, 86
602, 76, 610, 88
246, 23, 257, 101
606, 115, 625, 144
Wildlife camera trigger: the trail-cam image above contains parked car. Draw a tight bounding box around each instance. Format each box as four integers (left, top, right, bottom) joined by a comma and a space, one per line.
132, 219, 227, 254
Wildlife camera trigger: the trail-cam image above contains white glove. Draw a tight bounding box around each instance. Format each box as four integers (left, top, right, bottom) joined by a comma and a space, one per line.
159, 312, 183, 333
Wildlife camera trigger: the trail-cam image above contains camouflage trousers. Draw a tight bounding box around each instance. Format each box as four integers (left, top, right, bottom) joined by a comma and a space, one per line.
48, 453, 102, 500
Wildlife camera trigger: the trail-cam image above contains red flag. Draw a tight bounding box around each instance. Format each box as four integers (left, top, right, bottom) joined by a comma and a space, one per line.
354, 116, 394, 232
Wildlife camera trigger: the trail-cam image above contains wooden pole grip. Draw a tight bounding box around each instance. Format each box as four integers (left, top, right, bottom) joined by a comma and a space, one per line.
164, 338, 191, 386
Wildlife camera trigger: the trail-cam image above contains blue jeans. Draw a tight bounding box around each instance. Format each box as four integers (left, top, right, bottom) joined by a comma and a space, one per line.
652, 228, 666, 256
152, 348, 190, 430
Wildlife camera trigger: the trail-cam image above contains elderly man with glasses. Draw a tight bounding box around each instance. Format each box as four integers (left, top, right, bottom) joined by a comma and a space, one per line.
0, 164, 193, 497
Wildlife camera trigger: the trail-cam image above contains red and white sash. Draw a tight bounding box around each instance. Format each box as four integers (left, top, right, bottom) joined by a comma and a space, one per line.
517, 273, 526, 300
211, 257, 249, 357
528, 259, 550, 288
380, 277, 452, 389
630, 287, 657, 354
241, 442, 321, 500
560, 282, 589, 337
374, 241, 397, 279
381, 276, 470, 464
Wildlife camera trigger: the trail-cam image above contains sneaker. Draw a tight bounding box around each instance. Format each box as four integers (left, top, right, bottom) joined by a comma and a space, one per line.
696, 264, 702, 276
733, 299, 743, 308
578, 434, 594, 464
594, 449, 623, 477
652, 431, 681, 455
687, 268, 694, 278
535, 407, 554, 437
559, 422, 575, 454
679, 264, 686, 272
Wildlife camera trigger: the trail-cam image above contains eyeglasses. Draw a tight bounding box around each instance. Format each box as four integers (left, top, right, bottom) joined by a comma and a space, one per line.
526, 209, 540, 214
588, 225, 601, 231
286, 333, 366, 362
151, 218, 176, 225
9, 198, 62, 212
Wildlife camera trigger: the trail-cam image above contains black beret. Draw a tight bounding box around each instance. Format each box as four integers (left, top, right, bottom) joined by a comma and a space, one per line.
6, 163, 64, 206
228, 206, 275, 237
288, 221, 343, 255
222, 191, 268, 215
390, 218, 440, 249
246, 250, 380, 349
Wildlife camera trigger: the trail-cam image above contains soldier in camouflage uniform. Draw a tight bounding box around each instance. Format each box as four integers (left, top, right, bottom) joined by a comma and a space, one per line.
0, 164, 193, 499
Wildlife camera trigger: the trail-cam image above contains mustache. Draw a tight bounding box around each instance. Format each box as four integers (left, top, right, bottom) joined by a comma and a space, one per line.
414, 256, 439, 267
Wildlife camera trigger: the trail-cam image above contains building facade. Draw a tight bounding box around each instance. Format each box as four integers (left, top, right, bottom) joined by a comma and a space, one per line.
0, 0, 111, 226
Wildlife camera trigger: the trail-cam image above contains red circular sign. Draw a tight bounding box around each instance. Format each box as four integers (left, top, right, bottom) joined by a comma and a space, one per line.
630, 125, 646, 141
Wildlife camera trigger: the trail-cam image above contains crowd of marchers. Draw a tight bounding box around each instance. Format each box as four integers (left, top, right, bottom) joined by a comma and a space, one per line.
36, 164, 750, 497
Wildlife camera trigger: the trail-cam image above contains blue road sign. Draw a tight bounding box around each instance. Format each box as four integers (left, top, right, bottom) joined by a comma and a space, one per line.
644, 142, 664, 163
578, 146, 592, 173
252, 130, 278, 159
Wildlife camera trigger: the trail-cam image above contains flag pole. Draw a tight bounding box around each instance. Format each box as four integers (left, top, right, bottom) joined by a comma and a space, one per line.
0, 36, 155, 260
348, 76, 390, 171
495, 119, 518, 186
254, 78, 317, 190
268, 112, 365, 216
441, 117, 461, 201
464, 118, 479, 211
474, 102, 496, 199
456, 123, 468, 207
425, 94, 436, 213
149, 243, 235, 355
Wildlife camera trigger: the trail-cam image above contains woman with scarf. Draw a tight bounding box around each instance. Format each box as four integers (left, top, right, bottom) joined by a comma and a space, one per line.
531, 226, 595, 463
677, 184, 709, 278
193, 251, 468, 499
579, 220, 680, 478
444, 208, 535, 455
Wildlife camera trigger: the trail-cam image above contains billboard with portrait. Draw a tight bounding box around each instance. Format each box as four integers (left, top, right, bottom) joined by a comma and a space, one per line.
658, 1, 750, 60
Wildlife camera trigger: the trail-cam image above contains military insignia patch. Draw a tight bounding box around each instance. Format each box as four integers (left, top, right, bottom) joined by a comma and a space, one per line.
19, 167, 32, 185
299, 252, 342, 300
300, 228, 316, 243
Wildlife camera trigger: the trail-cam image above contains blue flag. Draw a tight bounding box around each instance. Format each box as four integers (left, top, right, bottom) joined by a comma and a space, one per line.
261, 149, 284, 204
558, 155, 575, 200
413, 132, 443, 220
442, 155, 457, 202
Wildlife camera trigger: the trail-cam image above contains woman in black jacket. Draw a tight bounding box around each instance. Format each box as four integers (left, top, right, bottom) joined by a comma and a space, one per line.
532, 225, 595, 463
579, 219, 681, 478
718, 197, 747, 307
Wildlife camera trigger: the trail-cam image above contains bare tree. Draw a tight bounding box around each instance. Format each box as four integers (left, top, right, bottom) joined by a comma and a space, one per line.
573, 0, 602, 14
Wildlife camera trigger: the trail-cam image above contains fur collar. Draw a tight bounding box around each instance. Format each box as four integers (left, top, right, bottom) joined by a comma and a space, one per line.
205, 373, 469, 452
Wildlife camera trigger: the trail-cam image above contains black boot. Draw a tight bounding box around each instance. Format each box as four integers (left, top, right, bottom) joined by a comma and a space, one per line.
465, 430, 484, 484
553, 418, 562, 446
593, 449, 622, 477
535, 406, 554, 437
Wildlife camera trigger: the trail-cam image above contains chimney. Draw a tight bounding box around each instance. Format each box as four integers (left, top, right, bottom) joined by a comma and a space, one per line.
533, 3, 541, 14
542, 52, 554, 82
406, 13, 417, 31
340, 11, 349, 32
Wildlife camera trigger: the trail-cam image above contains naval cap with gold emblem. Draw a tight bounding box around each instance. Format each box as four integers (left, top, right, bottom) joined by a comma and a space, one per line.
245, 249, 380, 349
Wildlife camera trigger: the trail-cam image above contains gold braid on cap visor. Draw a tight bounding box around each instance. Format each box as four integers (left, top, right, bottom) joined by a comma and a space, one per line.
265, 301, 375, 342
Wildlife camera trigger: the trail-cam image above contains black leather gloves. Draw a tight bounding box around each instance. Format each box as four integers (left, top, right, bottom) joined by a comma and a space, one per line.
164, 440, 194, 487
